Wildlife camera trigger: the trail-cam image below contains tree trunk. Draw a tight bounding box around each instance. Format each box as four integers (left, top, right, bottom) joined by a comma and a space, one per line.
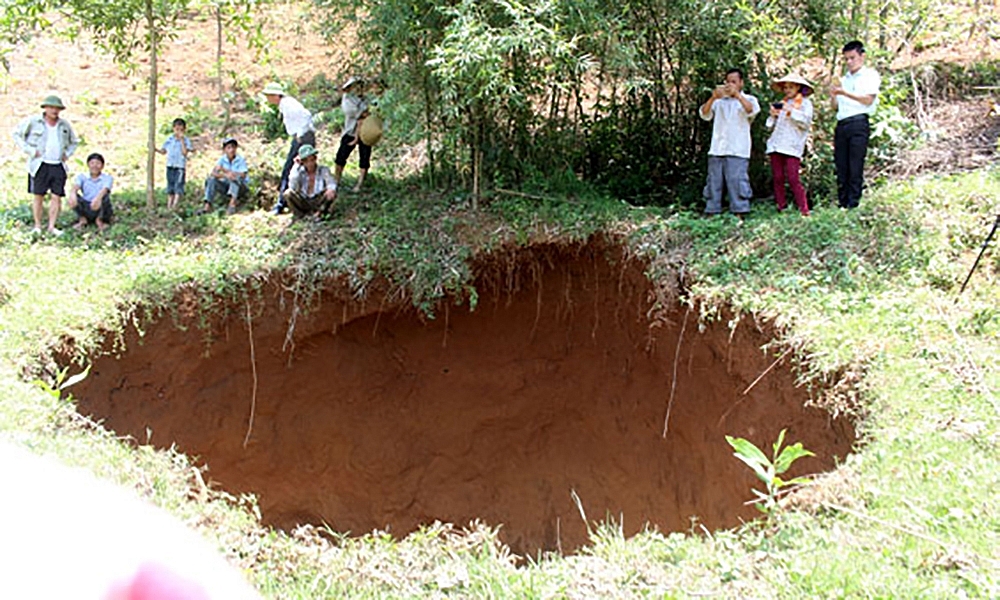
145, 0, 158, 210
216, 4, 223, 104
216, 4, 231, 133
423, 75, 435, 188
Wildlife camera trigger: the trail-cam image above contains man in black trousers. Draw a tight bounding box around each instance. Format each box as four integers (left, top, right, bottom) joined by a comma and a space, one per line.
830, 40, 881, 209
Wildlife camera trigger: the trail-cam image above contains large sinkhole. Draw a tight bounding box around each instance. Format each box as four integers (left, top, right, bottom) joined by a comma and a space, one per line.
72, 239, 855, 555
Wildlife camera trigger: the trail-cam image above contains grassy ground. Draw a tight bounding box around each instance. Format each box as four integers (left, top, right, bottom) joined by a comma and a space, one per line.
2, 23, 1000, 592
2, 156, 998, 596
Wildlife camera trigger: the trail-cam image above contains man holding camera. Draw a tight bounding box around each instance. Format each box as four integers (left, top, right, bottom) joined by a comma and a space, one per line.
699, 68, 761, 218
830, 40, 880, 210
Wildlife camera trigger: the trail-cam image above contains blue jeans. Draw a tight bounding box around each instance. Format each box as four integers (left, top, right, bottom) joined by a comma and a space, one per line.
704, 156, 752, 214
204, 176, 247, 205
166, 167, 186, 195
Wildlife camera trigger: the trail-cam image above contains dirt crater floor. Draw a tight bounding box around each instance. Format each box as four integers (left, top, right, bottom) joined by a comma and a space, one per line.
73, 240, 855, 555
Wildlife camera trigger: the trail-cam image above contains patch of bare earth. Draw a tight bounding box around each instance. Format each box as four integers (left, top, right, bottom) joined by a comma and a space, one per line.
884, 97, 1000, 178
1, 7, 354, 192
71, 239, 855, 555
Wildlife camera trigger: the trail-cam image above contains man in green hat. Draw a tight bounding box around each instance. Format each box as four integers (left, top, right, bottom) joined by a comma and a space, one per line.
12, 94, 80, 236
285, 144, 337, 219
262, 82, 316, 215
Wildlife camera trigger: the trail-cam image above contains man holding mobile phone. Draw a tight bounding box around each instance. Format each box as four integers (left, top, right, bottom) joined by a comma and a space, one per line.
829, 40, 880, 209
699, 68, 761, 219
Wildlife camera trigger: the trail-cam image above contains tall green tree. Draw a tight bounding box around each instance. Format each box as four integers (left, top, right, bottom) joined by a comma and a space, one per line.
427, 0, 584, 202
315, 0, 962, 205
68, 0, 191, 210
201, 0, 271, 129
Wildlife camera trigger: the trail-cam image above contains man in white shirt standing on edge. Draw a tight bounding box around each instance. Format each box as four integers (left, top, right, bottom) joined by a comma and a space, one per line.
12, 94, 79, 236
699, 68, 761, 219
262, 82, 316, 215
830, 40, 880, 209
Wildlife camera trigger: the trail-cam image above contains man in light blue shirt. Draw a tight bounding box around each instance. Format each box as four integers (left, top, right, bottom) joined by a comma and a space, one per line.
68, 153, 114, 232
202, 137, 249, 215
830, 40, 880, 209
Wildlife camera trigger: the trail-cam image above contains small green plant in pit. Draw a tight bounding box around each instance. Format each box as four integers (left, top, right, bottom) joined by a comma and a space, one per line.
726, 429, 815, 514
32, 365, 90, 400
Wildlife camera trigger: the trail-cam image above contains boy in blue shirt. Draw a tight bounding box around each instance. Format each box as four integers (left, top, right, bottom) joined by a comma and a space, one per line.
202, 137, 248, 215
156, 117, 192, 209
68, 152, 114, 232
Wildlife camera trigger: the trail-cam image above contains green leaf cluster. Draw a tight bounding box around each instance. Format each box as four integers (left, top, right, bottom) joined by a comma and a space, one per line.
312, 0, 978, 207
726, 429, 816, 513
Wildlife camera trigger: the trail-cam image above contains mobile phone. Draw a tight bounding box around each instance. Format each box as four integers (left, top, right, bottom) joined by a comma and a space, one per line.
772, 102, 784, 110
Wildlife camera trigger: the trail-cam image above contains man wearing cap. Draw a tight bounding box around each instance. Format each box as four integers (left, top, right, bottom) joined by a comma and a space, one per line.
262, 82, 316, 214
202, 137, 249, 215
699, 68, 761, 218
12, 95, 80, 236
285, 144, 338, 219
830, 40, 880, 209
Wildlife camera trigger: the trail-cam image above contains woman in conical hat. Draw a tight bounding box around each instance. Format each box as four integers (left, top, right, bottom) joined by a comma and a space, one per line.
334, 77, 383, 193
765, 73, 814, 216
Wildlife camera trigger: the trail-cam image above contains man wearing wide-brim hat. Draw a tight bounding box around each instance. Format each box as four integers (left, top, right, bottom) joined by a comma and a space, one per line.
285, 144, 338, 219
261, 81, 316, 215
12, 94, 80, 236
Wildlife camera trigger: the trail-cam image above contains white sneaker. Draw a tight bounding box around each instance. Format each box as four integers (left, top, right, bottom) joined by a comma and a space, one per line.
30, 227, 42, 236
48, 227, 63, 237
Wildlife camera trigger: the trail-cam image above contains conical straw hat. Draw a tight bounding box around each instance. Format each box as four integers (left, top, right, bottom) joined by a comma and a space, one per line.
770, 73, 814, 95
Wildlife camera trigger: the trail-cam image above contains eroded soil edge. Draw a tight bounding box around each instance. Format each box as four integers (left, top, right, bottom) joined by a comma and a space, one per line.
73, 238, 855, 554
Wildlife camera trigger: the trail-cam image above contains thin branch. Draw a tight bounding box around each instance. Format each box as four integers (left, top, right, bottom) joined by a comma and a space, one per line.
742, 347, 794, 395
717, 347, 794, 428
662, 305, 691, 437
243, 300, 258, 449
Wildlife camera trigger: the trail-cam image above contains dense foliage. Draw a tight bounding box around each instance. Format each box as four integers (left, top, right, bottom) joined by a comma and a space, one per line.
315, 0, 995, 206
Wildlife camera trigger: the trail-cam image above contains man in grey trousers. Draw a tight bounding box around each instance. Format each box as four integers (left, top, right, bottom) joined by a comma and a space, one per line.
699, 68, 761, 218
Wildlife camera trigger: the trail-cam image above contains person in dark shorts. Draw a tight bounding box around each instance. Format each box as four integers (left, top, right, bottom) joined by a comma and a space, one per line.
698, 69, 761, 218
12, 94, 79, 236
68, 153, 114, 232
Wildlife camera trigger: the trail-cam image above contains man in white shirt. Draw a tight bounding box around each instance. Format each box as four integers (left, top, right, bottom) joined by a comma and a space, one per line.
830, 40, 880, 209
262, 82, 316, 214
12, 95, 79, 236
699, 68, 761, 217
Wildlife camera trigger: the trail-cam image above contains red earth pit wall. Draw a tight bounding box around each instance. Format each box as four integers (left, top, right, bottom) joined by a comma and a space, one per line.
73, 239, 855, 555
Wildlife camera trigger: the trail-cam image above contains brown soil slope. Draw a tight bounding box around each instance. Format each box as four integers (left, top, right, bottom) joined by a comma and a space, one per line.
74, 240, 854, 555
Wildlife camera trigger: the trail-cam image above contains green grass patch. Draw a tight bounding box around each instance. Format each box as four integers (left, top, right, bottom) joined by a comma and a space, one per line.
1, 156, 999, 596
